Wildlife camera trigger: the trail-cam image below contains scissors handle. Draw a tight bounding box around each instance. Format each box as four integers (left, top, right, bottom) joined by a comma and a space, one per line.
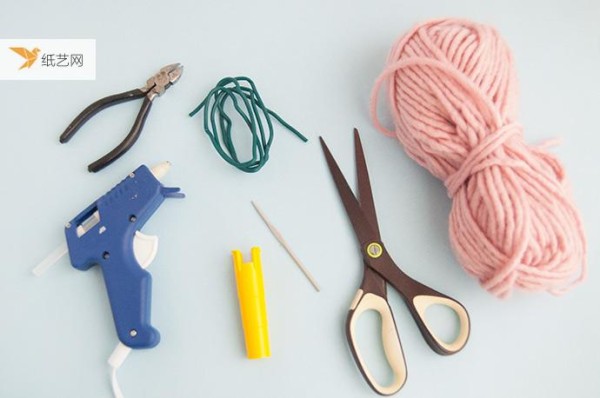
405, 285, 470, 355
346, 289, 407, 396
364, 246, 471, 356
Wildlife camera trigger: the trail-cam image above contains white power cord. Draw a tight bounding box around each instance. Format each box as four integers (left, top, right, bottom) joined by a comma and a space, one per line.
108, 342, 132, 398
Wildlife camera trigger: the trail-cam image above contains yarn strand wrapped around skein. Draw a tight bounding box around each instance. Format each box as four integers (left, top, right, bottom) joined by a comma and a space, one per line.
370, 19, 587, 298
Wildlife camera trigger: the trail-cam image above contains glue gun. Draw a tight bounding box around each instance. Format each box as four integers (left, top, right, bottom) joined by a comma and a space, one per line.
63, 162, 184, 348
34, 162, 184, 396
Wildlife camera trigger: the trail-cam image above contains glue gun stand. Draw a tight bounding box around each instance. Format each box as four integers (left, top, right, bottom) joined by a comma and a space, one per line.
232, 247, 271, 359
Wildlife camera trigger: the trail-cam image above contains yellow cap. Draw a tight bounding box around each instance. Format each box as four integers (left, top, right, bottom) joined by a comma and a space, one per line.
232, 247, 271, 359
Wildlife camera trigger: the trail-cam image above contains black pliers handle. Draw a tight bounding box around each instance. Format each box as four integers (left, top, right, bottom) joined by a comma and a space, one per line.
59, 63, 183, 172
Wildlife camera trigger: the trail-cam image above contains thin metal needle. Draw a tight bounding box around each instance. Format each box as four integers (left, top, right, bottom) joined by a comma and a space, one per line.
251, 201, 320, 292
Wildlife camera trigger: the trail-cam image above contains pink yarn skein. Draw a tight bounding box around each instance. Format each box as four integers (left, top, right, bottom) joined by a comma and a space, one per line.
370, 19, 587, 298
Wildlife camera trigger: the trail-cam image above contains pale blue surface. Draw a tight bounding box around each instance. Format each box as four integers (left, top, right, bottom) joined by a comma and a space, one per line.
1, 1, 599, 397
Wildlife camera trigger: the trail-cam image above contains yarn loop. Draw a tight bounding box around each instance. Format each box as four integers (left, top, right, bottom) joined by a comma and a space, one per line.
371, 19, 586, 298
444, 122, 521, 197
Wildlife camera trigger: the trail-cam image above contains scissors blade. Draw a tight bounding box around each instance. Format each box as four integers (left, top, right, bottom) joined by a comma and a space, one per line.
352, 129, 388, 297
354, 129, 381, 240
320, 136, 379, 249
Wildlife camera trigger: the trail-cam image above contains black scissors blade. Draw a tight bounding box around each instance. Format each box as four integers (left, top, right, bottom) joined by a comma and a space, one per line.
320, 135, 380, 249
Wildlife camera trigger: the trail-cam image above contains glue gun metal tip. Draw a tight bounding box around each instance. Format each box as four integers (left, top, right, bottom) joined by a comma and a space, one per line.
150, 161, 171, 180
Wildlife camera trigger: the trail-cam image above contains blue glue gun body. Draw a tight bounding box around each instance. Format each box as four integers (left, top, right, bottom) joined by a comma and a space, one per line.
65, 164, 184, 349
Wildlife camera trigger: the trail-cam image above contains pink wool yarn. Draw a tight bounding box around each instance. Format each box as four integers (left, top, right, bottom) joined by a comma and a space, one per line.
370, 19, 587, 298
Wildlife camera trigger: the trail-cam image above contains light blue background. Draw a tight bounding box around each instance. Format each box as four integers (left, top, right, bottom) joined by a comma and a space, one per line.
1, 1, 599, 397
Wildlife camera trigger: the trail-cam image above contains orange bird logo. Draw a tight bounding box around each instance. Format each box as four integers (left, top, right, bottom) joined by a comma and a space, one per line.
10, 47, 41, 69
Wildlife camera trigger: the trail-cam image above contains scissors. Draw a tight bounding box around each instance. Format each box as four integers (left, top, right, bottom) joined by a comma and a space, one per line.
320, 129, 470, 395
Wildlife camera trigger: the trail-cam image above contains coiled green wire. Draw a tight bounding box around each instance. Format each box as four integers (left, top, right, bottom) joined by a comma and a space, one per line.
189, 76, 308, 173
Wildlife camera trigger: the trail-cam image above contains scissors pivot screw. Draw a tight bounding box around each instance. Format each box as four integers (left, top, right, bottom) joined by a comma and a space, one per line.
366, 242, 383, 259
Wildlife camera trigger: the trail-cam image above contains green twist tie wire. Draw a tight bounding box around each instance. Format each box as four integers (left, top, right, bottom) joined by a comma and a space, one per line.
189, 76, 308, 173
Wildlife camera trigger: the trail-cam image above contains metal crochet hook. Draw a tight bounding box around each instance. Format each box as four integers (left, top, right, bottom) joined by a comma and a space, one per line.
251, 201, 320, 292
59, 63, 183, 172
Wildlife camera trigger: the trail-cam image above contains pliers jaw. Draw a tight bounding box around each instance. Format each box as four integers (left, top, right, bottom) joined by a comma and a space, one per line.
143, 63, 184, 100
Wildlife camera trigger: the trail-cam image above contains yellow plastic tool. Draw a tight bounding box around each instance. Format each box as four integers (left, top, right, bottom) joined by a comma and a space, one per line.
232, 247, 271, 359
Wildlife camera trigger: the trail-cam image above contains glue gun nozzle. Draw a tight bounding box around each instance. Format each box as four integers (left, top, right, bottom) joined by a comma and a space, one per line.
150, 161, 171, 180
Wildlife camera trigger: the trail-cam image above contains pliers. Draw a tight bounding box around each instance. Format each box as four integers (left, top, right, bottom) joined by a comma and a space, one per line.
59, 63, 184, 172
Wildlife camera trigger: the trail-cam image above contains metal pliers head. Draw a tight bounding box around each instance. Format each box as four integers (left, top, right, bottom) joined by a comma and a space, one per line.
143, 63, 184, 100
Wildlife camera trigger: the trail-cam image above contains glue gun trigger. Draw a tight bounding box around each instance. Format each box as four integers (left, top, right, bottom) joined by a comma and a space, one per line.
133, 231, 158, 269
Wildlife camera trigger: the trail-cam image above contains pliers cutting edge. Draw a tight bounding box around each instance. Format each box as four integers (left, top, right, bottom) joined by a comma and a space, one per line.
59, 63, 183, 172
